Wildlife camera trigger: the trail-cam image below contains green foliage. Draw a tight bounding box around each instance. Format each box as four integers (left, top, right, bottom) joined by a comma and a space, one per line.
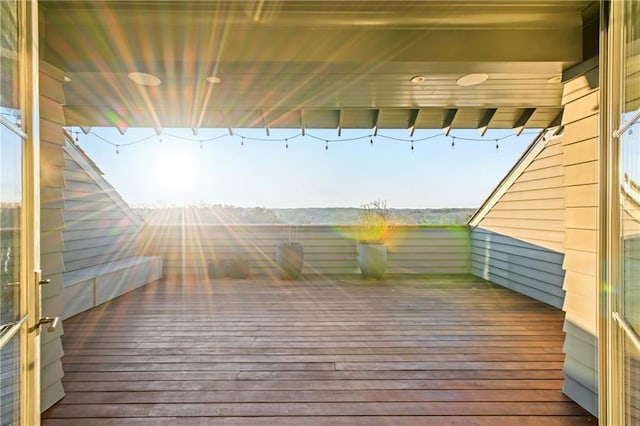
358, 199, 392, 243
133, 204, 476, 225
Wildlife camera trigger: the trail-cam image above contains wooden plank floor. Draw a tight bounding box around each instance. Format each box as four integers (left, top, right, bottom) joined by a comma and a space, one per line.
42, 274, 597, 425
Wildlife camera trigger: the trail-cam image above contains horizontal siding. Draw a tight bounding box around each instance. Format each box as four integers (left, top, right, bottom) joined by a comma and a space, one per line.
62, 146, 143, 272
559, 74, 599, 417
562, 319, 598, 416
470, 228, 565, 309
141, 225, 471, 277
475, 135, 564, 253
39, 61, 67, 412
61, 139, 162, 322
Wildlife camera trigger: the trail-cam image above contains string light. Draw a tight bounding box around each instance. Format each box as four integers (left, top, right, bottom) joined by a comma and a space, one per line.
115, 145, 120, 154
75, 132, 79, 142
68, 126, 540, 154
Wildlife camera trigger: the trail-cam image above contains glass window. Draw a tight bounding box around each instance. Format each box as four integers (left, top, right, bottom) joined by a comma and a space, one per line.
0, 0, 21, 127
0, 336, 20, 426
621, 1, 640, 424
0, 123, 22, 426
623, 0, 640, 117
0, 125, 21, 325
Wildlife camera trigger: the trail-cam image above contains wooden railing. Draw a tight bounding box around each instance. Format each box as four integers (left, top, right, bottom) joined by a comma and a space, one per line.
139, 224, 471, 277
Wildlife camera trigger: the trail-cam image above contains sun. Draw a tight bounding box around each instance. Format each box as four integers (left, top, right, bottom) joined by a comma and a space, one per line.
152, 150, 198, 194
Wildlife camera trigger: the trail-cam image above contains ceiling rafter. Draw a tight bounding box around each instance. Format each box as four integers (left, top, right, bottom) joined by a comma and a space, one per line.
513, 108, 536, 136
372, 109, 380, 136
262, 110, 270, 137
478, 108, 497, 137
443, 109, 457, 136
408, 109, 420, 137
224, 112, 234, 136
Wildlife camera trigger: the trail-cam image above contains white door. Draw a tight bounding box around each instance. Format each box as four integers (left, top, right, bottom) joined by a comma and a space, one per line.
1, 1, 41, 424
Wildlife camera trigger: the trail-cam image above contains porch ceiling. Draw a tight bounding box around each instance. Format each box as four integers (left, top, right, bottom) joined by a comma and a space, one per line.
40, 0, 595, 134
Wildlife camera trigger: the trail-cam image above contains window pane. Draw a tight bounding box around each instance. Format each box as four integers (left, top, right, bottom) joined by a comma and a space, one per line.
0, 124, 22, 426
0, 0, 21, 127
622, 1, 640, 418
0, 125, 21, 326
624, 0, 640, 116
0, 334, 20, 426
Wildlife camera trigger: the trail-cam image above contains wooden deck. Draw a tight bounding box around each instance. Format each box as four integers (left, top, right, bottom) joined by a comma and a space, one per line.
42, 274, 597, 425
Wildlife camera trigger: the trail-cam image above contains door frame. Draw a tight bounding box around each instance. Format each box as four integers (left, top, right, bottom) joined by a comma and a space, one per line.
18, 0, 41, 424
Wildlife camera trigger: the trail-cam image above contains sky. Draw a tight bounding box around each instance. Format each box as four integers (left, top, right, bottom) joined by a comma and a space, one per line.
74, 127, 539, 209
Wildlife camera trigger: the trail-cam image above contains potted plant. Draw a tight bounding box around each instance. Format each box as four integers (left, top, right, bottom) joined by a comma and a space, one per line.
358, 199, 391, 279
223, 253, 250, 278
276, 226, 304, 280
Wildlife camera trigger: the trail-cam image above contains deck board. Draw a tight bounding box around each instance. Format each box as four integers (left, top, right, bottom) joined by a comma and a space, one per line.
42, 274, 597, 425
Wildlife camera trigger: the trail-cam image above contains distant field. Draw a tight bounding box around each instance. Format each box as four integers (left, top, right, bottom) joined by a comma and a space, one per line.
134, 206, 476, 225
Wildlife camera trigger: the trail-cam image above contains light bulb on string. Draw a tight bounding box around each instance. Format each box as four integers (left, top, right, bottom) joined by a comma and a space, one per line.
411, 140, 414, 151
285, 138, 289, 149
495, 139, 499, 150
451, 137, 455, 148
75, 131, 79, 142
159, 135, 162, 143
241, 137, 244, 146
115, 145, 120, 155
325, 140, 328, 150
370, 137, 373, 146
200, 141, 203, 150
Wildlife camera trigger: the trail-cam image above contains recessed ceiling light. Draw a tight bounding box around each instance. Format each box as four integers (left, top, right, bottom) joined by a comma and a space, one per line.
63, 75, 72, 82
128, 72, 161, 86
207, 76, 221, 84
410, 75, 425, 84
456, 73, 488, 87
547, 75, 562, 84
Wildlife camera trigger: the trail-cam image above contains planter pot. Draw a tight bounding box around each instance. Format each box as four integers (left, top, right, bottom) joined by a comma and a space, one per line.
207, 259, 225, 278
223, 258, 250, 279
358, 242, 387, 279
276, 242, 304, 280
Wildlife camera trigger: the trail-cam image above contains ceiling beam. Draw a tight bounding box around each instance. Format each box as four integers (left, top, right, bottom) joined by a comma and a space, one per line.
478, 108, 497, 136
224, 112, 234, 136
115, 122, 128, 135
408, 109, 420, 137
443, 109, 457, 136
549, 110, 564, 128
372, 109, 380, 137
262, 110, 270, 137
513, 107, 536, 136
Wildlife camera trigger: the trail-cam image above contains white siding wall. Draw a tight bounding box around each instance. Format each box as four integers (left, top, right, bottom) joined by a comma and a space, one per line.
473, 135, 565, 253
559, 75, 599, 416
141, 225, 471, 277
39, 61, 66, 412
61, 141, 162, 319
62, 146, 143, 271
470, 71, 599, 416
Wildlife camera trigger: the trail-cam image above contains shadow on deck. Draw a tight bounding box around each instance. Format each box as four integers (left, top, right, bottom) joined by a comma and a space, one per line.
42, 274, 597, 425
